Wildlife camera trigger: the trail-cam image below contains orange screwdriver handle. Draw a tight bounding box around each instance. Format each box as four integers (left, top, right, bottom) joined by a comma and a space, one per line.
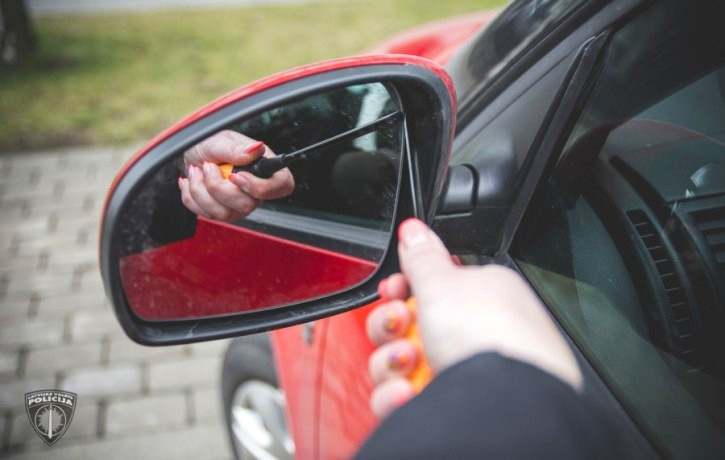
404, 297, 433, 393
219, 164, 234, 179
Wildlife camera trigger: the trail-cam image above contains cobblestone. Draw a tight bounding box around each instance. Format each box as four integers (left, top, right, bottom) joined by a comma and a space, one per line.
0, 351, 19, 378
0, 318, 65, 348
0, 298, 32, 320
0, 413, 6, 450
69, 310, 127, 342
105, 393, 187, 435
4, 423, 230, 460
148, 356, 222, 391
0, 377, 55, 411
108, 339, 188, 364
25, 342, 103, 378
189, 339, 230, 358
61, 364, 143, 399
0, 145, 235, 459
193, 387, 223, 423
34, 293, 108, 316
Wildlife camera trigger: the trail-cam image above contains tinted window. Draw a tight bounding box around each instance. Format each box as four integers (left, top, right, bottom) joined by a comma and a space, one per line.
513, 1, 725, 457
448, 0, 586, 104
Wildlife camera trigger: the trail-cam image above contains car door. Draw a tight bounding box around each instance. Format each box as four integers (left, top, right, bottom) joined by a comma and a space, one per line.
270, 321, 329, 459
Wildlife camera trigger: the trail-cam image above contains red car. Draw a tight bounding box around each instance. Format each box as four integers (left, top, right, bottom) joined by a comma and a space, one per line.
101, 0, 725, 459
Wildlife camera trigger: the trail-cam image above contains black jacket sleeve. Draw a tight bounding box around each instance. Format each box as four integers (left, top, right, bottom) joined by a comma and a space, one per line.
355, 353, 630, 460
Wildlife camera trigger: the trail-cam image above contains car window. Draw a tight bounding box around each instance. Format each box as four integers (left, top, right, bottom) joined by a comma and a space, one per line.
512, 1, 725, 458
448, 0, 586, 105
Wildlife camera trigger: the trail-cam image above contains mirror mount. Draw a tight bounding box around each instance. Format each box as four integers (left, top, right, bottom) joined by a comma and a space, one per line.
433, 137, 517, 255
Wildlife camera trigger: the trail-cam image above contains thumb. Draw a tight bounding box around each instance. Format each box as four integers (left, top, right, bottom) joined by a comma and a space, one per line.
225, 139, 266, 166
397, 218, 455, 302
188, 131, 266, 166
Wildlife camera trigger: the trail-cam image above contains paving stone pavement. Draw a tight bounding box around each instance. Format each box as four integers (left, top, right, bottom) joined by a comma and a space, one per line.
0, 145, 233, 460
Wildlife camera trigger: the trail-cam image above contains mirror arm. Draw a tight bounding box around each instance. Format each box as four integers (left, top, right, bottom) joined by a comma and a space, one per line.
433, 141, 517, 256
232, 110, 403, 178
437, 164, 477, 214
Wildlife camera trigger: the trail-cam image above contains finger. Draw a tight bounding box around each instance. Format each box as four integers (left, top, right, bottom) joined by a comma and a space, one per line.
366, 300, 412, 346
397, 218, 456, 299
229, 169, 295, 200
178, 177, 207, 217
368, 339, 418, 384
202, 162, 260, 218
370, 377, 414, 419
186, 130, 269, 166
187, 165, 233, 221
223, 137, 267, 166
378, 273, 409, 301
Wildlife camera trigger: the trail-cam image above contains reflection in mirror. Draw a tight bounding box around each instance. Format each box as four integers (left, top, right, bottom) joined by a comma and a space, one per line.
117, 83, 404, 320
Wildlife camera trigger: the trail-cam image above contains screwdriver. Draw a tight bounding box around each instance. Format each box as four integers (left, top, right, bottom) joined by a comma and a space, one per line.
218, 110, 403, 180
219, 141, 283, 179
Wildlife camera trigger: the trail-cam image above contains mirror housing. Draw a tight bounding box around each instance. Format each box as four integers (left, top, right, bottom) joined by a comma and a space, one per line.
100, 55, 455, 345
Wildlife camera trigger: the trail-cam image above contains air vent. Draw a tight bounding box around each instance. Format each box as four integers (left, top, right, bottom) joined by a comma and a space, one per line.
627, 210, 699, 363
690, 205, 725, 284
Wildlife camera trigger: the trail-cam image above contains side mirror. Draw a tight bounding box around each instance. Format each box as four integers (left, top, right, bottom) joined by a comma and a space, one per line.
100, 55, 455, 344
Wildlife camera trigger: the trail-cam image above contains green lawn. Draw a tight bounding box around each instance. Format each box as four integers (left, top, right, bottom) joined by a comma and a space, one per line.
0, 0, 505, 152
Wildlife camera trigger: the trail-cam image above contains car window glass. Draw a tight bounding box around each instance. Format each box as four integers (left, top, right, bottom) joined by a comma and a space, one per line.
453, 52, 571, 172
512, 1, 725, 457
449, 0, 585, 103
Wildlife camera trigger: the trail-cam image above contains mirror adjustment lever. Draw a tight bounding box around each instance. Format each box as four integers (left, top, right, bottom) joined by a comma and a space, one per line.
437, 164, 476, 214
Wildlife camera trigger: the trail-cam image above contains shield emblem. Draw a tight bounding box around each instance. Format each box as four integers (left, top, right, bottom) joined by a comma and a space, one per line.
25, 390, 77, 446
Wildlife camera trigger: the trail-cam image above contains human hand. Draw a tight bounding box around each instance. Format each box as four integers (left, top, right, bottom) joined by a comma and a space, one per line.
179, 130, 295, 222
366, 218, 583, 418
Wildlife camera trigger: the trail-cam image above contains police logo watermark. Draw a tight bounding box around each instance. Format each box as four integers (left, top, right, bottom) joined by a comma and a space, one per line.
25, 390, 77, 446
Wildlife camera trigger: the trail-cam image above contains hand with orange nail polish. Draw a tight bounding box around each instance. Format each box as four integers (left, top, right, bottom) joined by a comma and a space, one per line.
365, 218, 583, 419
179, 130, 295, 222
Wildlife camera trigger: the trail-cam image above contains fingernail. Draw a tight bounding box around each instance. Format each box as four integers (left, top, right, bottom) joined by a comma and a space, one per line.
202, 162, 212, 175
398, 218, 429, 249
177, 177, 183, 189
187, 164, 193, 178
388, 349, 412, 371
245, 141, 265, 154
377, 279, 388, 299
188, 166, 196, 179
383, 311, 401, 334
234, 173, 250, 193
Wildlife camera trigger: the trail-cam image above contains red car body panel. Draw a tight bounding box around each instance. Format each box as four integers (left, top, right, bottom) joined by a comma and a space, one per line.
366, 11, 497, 64
271, 320, 330, 460
120, 219, 376, 319
317, 303, 379, 459
269, 11, 497, 459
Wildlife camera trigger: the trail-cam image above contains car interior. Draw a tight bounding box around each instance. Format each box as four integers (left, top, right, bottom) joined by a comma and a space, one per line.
513, 3, 725, 456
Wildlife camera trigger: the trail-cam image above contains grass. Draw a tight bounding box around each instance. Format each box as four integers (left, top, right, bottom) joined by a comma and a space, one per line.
0, 0, 505, 152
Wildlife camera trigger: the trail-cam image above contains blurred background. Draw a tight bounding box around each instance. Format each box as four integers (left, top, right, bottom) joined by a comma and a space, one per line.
1, 0, 503, 151
0, 0, 503, 458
